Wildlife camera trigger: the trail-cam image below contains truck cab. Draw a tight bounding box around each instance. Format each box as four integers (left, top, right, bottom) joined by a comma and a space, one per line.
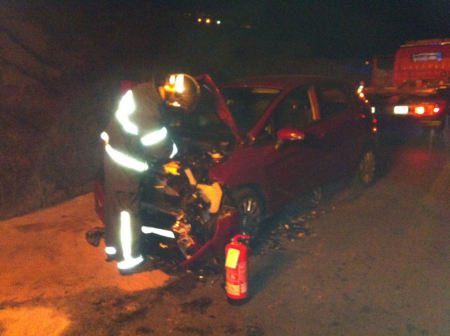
366, 38, 450, 132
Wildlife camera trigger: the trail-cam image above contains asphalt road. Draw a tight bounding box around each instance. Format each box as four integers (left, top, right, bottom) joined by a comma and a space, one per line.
0, 130, 449, 336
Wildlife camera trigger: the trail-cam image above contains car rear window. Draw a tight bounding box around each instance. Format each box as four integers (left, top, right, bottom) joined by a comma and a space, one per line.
316, 84, 351, 119
221, 87, 280, 134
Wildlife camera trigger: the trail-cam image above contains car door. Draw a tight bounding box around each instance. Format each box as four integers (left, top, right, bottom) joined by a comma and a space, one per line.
309, 82, 367, 180
254, 86, 328, 209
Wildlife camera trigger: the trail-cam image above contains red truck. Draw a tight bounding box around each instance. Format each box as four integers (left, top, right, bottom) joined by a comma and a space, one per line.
365, 38, 450, 132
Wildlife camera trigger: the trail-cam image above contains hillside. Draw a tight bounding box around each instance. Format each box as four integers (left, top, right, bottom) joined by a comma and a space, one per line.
0, 2, 369, 219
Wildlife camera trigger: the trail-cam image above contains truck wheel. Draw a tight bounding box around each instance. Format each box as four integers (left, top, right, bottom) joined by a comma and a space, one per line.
356, 148, 377, 186
232, 187, 265, 238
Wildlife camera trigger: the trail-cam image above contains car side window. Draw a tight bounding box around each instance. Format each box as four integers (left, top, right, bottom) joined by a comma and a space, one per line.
273, 87, 313, 131
316, 84, 350, 120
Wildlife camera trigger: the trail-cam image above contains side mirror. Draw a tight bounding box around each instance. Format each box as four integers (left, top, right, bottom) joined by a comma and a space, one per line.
275, 128, 305, 150
276, 128, 305, 142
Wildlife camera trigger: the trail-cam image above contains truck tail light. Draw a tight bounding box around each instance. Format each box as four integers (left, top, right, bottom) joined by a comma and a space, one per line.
411, 101, 445, 117
413, 106, 425, 115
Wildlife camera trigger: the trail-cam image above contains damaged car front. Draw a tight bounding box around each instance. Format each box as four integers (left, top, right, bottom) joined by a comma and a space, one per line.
89, 74, 245, 271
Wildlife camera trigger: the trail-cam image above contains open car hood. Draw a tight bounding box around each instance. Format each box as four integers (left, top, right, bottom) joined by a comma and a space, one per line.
195, 74, 244, 144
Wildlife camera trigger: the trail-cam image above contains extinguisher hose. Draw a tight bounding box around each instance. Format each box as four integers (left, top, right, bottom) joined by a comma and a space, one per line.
233, 234, 251, 243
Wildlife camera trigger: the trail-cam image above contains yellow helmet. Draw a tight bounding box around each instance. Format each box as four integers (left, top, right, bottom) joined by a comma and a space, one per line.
159, 73, 200, 112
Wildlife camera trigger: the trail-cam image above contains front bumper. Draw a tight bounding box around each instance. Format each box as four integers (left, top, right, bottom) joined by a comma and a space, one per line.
92, 179, 241, 270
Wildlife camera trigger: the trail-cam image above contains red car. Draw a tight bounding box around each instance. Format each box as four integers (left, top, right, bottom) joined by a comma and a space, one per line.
93, 74, 379, 268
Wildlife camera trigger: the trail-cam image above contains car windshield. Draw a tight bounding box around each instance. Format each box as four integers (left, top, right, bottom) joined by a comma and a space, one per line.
220, 87, 280, 134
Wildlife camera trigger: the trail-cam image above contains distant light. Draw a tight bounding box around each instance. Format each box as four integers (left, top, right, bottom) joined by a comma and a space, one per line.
365, 60, 370, 65
205, 18, 211, 24
216, 20, 221, 25
371, 106, 376, 114
433, 107, 440, 113
197, 18, 202, 23
357, 84, 364, 94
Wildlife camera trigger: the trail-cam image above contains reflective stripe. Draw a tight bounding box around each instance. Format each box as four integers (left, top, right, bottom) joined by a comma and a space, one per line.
175, 74, 185, 93
100, 131, 109, 143
115, 90, 139, 135
105, 246, 117, 255
169, 142, 178, 159
117, 211, 144, 270
105, 145, 149, 172
117, 255, 144, 270
100, 132, 148, 172
141, 226, 175, 239
140, 127, 167, 146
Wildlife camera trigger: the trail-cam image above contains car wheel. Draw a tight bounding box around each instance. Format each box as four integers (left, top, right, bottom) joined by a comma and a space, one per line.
232, 187, 265, 238
356, 148, 377, 186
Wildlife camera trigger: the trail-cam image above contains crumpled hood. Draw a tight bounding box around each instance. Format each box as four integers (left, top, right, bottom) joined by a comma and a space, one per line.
195, 74, 244, 144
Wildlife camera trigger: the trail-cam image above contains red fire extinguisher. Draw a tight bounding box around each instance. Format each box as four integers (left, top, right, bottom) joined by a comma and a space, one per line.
225, 234, 251, 303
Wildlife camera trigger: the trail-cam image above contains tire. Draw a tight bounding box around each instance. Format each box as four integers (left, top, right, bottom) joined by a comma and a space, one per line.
232, 187, 265, 238
355, 147, 377, 186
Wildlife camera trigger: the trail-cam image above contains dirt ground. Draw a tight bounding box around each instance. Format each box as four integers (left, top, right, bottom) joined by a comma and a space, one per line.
0, 136, 449, 336
0, 194, 169, 335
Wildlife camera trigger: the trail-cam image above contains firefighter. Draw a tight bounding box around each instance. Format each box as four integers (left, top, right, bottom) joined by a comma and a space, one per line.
100, 74, 200, 271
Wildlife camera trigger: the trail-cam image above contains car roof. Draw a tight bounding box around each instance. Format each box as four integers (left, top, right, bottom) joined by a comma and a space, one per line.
220, 74, 337, 90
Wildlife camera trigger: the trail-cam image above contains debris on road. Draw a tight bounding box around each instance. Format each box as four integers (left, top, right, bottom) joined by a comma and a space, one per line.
180, 296, 213, 314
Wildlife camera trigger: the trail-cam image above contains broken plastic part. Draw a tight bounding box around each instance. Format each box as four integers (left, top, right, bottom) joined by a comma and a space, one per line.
164, 161, 181, 175
197, 182, 223, 213
184, 168, 197, 185
172, 221, 196, 258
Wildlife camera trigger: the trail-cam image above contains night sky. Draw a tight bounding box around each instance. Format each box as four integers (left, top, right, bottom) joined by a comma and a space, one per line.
9, 0, 450, 81
93, 0, 450, 58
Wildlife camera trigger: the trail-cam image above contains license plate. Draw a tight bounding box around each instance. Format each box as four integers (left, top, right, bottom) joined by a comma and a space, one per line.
394, 106, 409, 115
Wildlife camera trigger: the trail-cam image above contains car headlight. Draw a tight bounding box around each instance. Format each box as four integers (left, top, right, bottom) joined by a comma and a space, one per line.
115, 90, 139, 135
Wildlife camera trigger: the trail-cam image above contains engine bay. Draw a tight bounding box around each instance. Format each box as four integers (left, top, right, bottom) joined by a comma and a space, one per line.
139, 138, 235, 261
